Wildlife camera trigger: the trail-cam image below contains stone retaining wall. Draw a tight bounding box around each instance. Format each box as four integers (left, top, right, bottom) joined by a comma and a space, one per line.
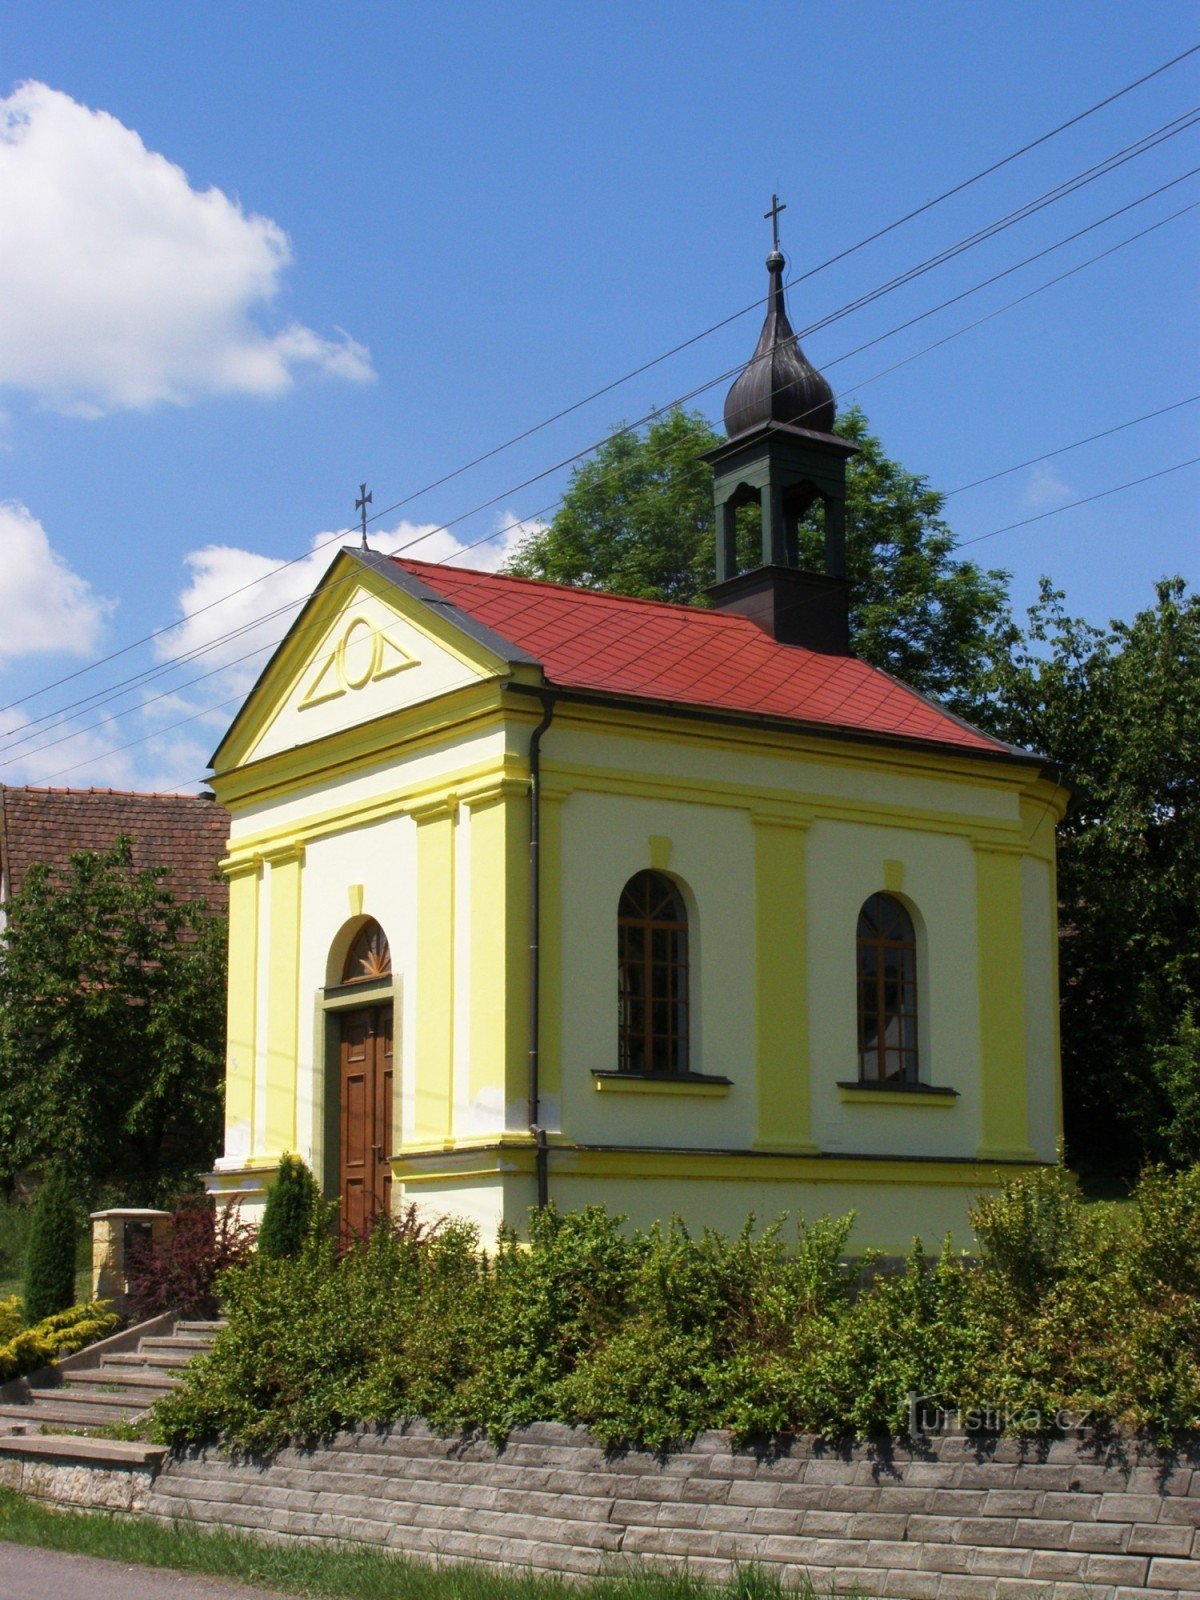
146, 1424, 1200, 1599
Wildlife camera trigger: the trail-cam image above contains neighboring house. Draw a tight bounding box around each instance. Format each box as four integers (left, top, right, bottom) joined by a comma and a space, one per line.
205, 247, 1067, 1250
0, 786, 230, 931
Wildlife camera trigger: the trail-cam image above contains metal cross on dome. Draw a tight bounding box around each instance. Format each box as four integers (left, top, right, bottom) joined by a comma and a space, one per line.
764, 193, 786, 253
356, 482, 373, 549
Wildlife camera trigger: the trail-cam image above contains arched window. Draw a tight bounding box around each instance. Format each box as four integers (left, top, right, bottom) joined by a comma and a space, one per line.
342, 919, 391, 984
618, 870, 689, 1074
857, 893, 918, 1083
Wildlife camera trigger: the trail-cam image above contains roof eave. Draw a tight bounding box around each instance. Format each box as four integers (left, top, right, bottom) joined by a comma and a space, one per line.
504, 679, 1061, 784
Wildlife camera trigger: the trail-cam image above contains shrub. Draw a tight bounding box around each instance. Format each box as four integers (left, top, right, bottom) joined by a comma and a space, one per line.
154, 1167, 1200, 1455
257, 1154, 320, 1260
126, 1195, 253, 1321
22, 1169, 79, 1325
0, 1296, 22, 1341
0, 1300, 120, 1382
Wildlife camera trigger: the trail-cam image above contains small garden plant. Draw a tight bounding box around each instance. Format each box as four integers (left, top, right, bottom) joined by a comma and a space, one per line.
152, 1164, 1200, 1454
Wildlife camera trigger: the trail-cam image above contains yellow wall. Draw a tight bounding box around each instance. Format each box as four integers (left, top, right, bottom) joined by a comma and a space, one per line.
210, 627, 1065, 1248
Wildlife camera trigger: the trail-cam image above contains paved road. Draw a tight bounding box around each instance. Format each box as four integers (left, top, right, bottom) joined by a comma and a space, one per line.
0, 1543, 288, 1600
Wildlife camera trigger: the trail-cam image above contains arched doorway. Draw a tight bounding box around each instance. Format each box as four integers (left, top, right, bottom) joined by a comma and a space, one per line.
336, 919, 393, 1233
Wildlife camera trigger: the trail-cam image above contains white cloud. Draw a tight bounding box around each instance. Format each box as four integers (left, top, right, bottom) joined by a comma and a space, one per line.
0, 82, 374, 416
0, 501, 110, 663
1021, 462, 1074, 512
156, 513, 545, 694
0, 511, 547, 794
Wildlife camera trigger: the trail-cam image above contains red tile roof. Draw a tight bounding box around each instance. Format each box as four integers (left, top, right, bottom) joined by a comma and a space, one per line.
0, 787, 229, 914
398, 560, 1013, 758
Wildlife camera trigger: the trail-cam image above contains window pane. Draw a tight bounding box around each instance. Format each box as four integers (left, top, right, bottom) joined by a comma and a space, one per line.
617, 871, 690, 1075
856, 894, 919, 1085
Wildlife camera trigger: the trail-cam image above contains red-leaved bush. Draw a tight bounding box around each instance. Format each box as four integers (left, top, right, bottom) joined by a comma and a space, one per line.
126, 1195, 253, 1320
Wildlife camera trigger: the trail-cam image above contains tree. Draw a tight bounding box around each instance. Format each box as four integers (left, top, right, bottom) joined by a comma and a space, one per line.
985, 578, 1200, 1180
22, 1168, 79, 1323
0, 837, 227, 1203
506, 406, 1012, 715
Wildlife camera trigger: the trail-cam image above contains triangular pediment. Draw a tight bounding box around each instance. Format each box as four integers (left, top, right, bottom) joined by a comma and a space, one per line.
214, 552, 514, 772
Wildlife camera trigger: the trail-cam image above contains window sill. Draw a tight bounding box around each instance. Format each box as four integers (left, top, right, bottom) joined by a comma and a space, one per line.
592, 1071, 733, 1098
837, 1081, 958, 1108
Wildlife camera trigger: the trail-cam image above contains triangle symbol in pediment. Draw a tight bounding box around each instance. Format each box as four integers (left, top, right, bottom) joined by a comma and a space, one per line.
298, 648, 344, 710
374, 628, 417, 680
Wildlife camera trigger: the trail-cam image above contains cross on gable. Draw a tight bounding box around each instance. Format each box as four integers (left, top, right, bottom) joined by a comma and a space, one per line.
356, 482, 373, 549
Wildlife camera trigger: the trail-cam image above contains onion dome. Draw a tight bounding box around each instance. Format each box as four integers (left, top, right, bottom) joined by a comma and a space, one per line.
723, 250, 835, 438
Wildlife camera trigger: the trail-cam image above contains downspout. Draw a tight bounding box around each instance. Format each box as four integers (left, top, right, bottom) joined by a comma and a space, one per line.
527, 690, 558, 1209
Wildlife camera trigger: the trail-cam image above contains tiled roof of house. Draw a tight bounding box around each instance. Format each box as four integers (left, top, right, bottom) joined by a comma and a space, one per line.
397, 559, 1016, 759
0, 787, 229, 914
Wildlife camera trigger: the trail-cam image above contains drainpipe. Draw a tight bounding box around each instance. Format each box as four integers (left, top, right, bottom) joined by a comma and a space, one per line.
527, 691, 557, 1209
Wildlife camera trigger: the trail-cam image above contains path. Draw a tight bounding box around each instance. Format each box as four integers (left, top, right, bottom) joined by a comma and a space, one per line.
0, 1543, 287, 1600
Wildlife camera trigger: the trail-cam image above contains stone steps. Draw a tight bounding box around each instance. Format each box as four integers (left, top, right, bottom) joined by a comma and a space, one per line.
0, 1314, 223, 1442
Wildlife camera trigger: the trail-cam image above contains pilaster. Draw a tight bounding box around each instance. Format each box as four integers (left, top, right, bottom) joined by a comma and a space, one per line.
413, 797, 458, 1146
262, 843, 303, 1156
220, 856, 260, 1164
972, 839, 1036, 1160
751, 809, 817, 1152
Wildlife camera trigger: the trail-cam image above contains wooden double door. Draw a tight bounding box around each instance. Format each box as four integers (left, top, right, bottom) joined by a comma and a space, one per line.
338, 1004, 393, 1235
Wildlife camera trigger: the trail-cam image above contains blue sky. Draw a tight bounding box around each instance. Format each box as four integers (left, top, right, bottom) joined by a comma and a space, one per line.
0, 1, 1196, 792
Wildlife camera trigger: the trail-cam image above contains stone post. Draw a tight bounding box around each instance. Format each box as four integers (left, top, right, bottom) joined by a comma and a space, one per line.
90, 1208, 171, 1316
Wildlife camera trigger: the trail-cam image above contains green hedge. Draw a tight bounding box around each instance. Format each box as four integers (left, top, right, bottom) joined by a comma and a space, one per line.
153, 1166, 1200, 1455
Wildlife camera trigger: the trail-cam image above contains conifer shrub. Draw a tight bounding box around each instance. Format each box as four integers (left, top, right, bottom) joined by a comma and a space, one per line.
0, 1297, 22, 1341
256, 1154, 320, 1259
0, 1300, 120, 1381
22, 1169, 80, 1325
151, 1166, 1200, 1455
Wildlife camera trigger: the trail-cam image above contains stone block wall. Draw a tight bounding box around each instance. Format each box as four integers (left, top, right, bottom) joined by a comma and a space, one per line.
146, 1424, 1200, 1598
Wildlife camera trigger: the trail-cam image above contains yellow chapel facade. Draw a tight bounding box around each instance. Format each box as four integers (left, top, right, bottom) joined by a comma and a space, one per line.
205, 252, 1067, 1251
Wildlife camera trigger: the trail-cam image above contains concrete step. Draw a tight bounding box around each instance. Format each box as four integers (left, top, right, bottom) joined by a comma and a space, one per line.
141, 1334, 212, 1352
0, 1432, 167, 1466
62, 1366, 174, 1392
0, 1400, 145, 1427
100, 1349, 193, 1370
38, 1384, 152, 1409
175, 1319, 225, 1334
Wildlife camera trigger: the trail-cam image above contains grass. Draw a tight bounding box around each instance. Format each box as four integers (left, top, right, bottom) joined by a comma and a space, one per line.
0, 1490, 846, 1600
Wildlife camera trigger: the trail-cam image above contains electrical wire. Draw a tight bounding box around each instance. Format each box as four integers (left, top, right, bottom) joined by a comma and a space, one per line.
3, 50, 1198, 722
4, 175, 1198, 772
6, 172, 1196, 770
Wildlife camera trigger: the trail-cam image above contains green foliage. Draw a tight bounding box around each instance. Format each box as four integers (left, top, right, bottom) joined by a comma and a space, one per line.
985, 579, 1200, 1178
507, 406, 1011, 715
0, 1296, 22, 1341
22, 1169, 79, 1324
256, 1154, 321, 1260
155, 1171, 1200, 1455
0, 836, 227, 1202
0, 1299, 120, 1381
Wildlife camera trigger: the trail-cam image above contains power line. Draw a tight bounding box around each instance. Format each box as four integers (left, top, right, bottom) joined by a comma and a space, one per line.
11, 140, 1198, 768
958, 455, 1200, 547
4, 175, 1197, 769
945, 395, 1200, 496
3, 49, 1198, 722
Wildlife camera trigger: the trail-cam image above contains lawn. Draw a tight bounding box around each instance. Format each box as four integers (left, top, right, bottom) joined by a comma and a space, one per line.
0, 1490, 843, 1600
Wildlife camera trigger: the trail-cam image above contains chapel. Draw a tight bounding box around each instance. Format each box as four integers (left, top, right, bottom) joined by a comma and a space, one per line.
205, 237, 1066, 1250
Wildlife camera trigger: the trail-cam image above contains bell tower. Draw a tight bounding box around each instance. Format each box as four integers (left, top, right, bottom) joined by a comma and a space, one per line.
704, 203, 857, 654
